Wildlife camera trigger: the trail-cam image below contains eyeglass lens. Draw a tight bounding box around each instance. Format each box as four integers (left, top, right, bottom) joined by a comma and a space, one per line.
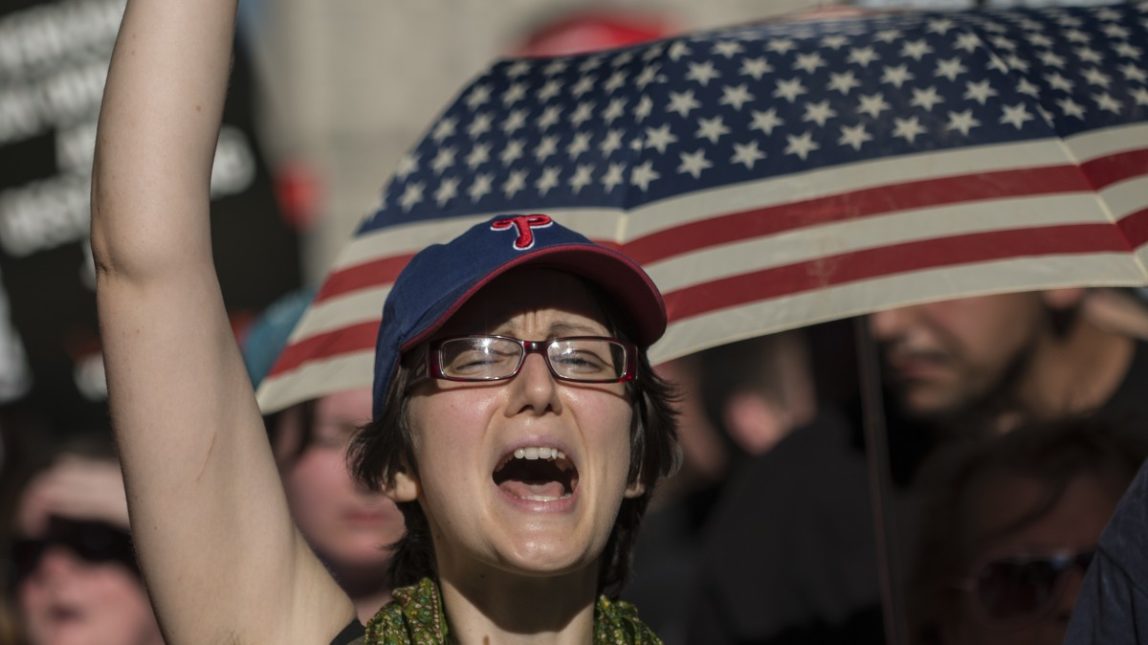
975, 551, 1094, 621
437, 337, 627, 381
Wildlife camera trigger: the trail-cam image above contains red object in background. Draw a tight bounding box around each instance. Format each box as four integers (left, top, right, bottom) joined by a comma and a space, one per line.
514, 12, 676, 57
275, 160, 323, 231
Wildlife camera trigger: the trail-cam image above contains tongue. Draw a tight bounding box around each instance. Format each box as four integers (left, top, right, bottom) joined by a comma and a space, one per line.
499, 479, 567, 499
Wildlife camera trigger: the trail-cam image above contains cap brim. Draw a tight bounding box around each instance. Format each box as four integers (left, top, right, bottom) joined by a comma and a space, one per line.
401, 243, 666, 351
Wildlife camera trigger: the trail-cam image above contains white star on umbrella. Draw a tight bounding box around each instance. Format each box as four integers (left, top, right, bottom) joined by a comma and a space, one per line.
395, 153, 418, 179
431, 146, 456, 173
630, 161, 660, 191
502, 170, 527, 198
567, 133, 592, 159
900, 39, 933, 61
399, 182, 424, 210
803, 101, 837, 127
467, 173, 493, 201
645, 125, 678, 154
934, 58, 966, 82
1057, 98, 1087, 119
570, 102, 594, 127
667, 91, 701, 118
537, 79, 562, 101
773, 78, 807, 103
963, 80, 998, 105
945, 110, 980, 136
569, 165, 594, 193
828, 71, 861, 95
847, 46, 880, 67
602, 99, 626, 124
857, 93, 891, 119
678, 149, 713, 179
881, 65, 914, 88
467, 113, 492, 137
533, 136, 558, 162
1094, 92, 1123, 114
892, 116, 926, 143
500, 139, 524, 165
721, 84, 755, 111
434, 177, 459, 205
751, 109, 784, 135
793, 52, 827, 74
696, 116, 730, 144
537, 106, 562, 130
599, 130, 624, 156
465, 144, 490, 168
431, 118, 457, 141
732, 141, 767, 168
535, 167, 561, 195
740, 57, 772, 80
910, 87, 944, 112
601, 164, 625, 192
501, 109, 526, 134
784, 132, 819, 160
838, 124, 872, 151
686, 61, 721, 86
1000, 104, 1034, 130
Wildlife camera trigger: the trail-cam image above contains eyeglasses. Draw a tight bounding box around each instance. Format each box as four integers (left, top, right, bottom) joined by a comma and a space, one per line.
957, 548, 1095, 623
9, 517, 139, 588
428, 335, 636, 383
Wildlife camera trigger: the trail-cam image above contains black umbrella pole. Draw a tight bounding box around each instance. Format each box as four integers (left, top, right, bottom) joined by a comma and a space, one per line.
853, 317, 908, 645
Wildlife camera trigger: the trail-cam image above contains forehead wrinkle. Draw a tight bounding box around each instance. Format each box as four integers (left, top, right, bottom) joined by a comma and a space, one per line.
490, 311, 607, 340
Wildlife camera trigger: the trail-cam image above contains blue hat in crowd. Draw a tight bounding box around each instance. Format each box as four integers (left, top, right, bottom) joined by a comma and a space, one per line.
242, 288, 315, 389
372, 214, 666, 418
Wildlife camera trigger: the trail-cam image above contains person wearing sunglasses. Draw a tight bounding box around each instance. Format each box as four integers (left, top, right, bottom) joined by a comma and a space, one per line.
909, 417, 1147, 645
90, 1, 677, 643
9, 435, 163, 645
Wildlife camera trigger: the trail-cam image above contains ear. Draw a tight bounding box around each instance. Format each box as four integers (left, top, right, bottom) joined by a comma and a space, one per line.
1041, 288, 1086, 311
623, 479, 646, 499
384, 469, 420, 503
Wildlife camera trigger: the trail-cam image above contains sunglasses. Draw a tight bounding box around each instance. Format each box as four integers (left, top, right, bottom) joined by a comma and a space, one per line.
957, 548, 1095, 624
8, 517, 139, 588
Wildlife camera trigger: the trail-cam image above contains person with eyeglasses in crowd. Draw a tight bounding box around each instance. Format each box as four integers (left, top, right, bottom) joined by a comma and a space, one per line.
8, 432, 163, 645
89, 1, 678, 642
242, 290, 405, 623
908, 416, 1147, 645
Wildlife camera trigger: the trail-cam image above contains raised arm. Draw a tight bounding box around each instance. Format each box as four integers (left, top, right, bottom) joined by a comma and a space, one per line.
90, 1, 353, 642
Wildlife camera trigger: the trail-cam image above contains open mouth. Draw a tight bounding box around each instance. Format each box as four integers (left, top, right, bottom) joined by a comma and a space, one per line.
493, 447, 578, 502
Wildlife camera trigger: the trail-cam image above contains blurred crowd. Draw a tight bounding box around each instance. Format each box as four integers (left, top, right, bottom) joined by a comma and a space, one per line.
3, 0, 1147, 642
2, 286, 1147, 644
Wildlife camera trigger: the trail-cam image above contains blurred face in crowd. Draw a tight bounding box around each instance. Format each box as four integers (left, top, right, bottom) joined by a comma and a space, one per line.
275, 388, 405, 573
870, 293, 1050, 418
390, 269, 641, 582
15, 457, 163, 645
18, 543, 160, 645
940, 471, 1118, 645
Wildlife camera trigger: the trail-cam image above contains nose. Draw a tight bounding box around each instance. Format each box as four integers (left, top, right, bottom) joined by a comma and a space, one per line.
32, 546, 81, 582
869, 306, 915, 341
507, 351, 561, 416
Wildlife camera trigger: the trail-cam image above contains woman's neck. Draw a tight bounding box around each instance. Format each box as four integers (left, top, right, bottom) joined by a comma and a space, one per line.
437, 565, 599, 645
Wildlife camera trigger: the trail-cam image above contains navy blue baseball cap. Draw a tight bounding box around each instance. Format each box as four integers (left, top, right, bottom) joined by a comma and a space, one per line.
372, 214, 666, 417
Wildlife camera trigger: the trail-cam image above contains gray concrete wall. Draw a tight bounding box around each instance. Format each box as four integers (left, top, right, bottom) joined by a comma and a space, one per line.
246, 1, 822, 281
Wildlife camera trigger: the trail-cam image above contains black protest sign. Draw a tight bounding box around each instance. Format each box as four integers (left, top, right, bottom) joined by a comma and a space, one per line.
0, 0, 301, 428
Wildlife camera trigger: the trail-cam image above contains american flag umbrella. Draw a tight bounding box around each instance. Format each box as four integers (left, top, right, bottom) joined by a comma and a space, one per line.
258, 2, 1148, 413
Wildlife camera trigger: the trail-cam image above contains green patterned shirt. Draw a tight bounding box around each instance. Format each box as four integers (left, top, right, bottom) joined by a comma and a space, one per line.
359, 578, 662, 645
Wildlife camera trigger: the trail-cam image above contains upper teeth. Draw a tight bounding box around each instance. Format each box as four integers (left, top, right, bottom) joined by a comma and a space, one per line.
513, 447, 566, 461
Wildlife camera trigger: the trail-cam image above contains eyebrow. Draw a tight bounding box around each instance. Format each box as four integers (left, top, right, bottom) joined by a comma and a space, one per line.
491, 321, 605, 337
